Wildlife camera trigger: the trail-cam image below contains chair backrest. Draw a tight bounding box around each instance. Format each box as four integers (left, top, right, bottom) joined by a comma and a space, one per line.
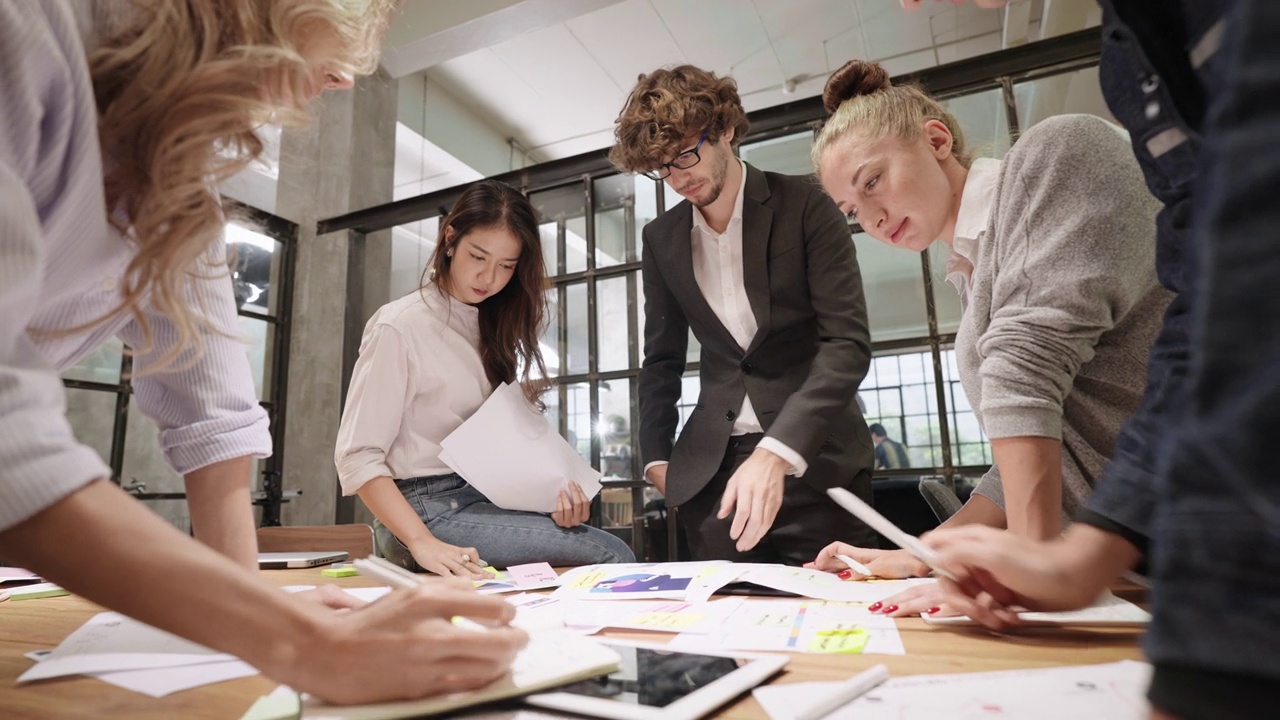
918, 479, 964, 523
256, 524, 376, 562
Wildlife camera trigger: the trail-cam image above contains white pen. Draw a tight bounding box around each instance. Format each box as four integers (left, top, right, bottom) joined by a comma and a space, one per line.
352, 556, 490, 630
826, 487, 957, 581
794, 663, 889, 720
836, 553, 872, 577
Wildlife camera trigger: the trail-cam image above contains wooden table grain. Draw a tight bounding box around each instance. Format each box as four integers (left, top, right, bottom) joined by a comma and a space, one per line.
0, 569, 1147, 719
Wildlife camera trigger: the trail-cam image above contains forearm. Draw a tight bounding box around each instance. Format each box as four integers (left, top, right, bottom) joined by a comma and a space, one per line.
938, 492, 1008, 530
1051, 522, 1142, 606
0, 480, 322, 677
990, 436, 1063, 540
184, 455, 258, 569
357, 476, 434, 546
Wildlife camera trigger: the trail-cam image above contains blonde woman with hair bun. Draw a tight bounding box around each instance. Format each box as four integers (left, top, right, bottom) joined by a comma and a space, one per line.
0, 0, 525, 704
804, 59, 1171, 618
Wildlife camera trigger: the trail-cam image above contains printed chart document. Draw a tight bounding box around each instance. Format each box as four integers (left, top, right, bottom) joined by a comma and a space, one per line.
439, 381, 601, 512
301, 631, 621, 719
555, 562, 934, 604
753, 660, 1152, 720
922, 590, 1151, 627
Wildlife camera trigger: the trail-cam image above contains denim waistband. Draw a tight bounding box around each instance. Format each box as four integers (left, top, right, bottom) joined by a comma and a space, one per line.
394, 473, 465, 493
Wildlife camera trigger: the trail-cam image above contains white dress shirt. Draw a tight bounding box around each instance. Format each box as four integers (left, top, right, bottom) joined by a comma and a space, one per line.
946, 157, 1001, 307
334, 285, 492, 495
648, 161, 807, 478
0, 2, 270, 532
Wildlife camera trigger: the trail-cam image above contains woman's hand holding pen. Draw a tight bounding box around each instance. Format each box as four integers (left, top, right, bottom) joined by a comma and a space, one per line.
805, 541, 932, 579
282, 576, 528, 705
551, 481, 591, 528
410, 536, 489, 580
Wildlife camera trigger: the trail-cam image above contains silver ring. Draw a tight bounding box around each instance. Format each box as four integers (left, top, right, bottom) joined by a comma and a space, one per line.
460, 553, 471, 564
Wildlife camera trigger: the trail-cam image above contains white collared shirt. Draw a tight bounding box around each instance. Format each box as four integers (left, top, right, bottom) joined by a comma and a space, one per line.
647, 161, 807, 478
946, 157, 1002, 307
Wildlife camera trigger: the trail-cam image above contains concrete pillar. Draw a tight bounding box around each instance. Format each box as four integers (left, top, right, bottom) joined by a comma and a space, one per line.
275, 69, 396, 526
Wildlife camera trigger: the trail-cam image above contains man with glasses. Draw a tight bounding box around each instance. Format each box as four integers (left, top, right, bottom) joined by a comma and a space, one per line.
609, 64, 877, 564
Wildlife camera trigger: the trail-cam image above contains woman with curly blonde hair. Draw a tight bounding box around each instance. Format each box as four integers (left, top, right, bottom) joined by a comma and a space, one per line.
0, 0, 525, 704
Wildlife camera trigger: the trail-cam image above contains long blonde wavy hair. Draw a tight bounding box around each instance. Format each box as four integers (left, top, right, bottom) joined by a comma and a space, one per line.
88, 0, 395, 369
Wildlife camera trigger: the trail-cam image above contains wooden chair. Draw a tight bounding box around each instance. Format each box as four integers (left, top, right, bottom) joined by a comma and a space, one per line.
256, 523, 376, 562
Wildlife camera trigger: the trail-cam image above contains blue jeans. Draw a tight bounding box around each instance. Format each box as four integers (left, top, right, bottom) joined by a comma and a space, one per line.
375, 474, 635, 570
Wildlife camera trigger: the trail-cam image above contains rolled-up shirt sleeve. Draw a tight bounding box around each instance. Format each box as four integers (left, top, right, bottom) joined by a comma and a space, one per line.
119, 238, 271, 476
334, 322, 413, 495
0, 8, 113, 531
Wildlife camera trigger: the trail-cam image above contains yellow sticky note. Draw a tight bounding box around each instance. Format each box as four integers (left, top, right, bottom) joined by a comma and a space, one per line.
807, 627, 869, 654
569, 571, 606, 589
630, 612, 705, 629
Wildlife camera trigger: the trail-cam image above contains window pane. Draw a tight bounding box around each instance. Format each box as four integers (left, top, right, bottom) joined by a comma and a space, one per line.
856, 232, 929, 342
599, 379, 632, 480
62, 336, 124, 385
872, 355, 900, 386
226, 222, 282, 316
566, 215, 588, 274
531, 184, 586, 276
122, 403, 189, 531
541, 385, 561, 435
942, 87, 1013, 161
739, 130, 814, 177
541, 288, 561, 377
238, 316, 274, 403
63, 388, 116, 466
1014, 66, 1114, 131
390, 217, 439, 300
539, 222, 560, 278
676, 372, 701, 437
902, 384, 929, 415
593, 174, 656, 267
565, 282, 589, 375
596, 276, 629, 373
952, 410, 985, 444
565, 382, 592, 465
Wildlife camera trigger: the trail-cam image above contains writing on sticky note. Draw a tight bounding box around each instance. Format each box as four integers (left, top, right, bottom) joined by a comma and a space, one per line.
569, 570, 606, 589
807, 626, 869, 654
507, 562, 558, 585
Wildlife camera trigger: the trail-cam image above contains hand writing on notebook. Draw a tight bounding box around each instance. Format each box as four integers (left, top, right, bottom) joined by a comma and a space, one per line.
287, 577, 528, 704
410, 537, 489, 580
551, 481, 591, 528
807, 542, 931, 580
922, 524, 1141, 631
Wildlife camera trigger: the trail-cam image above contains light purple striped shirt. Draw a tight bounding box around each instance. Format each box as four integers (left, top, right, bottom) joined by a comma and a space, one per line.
0, 1, 271, 532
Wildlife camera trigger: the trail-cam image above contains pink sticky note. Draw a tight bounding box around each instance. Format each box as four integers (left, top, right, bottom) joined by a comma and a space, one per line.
506, 562, 559, 585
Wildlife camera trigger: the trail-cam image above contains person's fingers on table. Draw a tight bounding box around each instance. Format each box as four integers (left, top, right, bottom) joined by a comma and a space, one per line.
301, 583, 366, 610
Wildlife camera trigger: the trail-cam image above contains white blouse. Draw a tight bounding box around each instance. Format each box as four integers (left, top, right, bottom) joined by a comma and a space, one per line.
334, 285, 492, 494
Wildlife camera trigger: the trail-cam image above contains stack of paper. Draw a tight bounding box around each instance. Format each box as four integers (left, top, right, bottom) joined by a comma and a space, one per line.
475, 562, 562, 595
667, 599, 906, 656
18, 613, 259, 697
0, 567, 42, 586
439, 382, 601, 512
753, 660, 1152, 719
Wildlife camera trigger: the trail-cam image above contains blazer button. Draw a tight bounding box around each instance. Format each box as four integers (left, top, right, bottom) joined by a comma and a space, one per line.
726, 410, 737, 422
741, 361, 753, 375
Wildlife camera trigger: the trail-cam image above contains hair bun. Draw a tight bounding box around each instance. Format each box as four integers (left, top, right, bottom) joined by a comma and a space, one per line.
822, 60, 891, 114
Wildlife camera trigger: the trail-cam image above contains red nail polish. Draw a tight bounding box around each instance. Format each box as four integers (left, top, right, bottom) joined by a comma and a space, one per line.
838, 570, 852, 580
883, 604, 899, 614
868, 602, 883, 612
927, 607, 941, 614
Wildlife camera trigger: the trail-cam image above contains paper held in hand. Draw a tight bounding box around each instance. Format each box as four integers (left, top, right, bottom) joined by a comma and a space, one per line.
438, 381, 601, 512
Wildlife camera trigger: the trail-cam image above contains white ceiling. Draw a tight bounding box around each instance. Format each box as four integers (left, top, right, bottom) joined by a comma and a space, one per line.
413, 0, 1052, 165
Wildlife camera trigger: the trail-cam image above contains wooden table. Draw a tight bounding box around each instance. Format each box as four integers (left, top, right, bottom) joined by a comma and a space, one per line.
0, 569, 1147, 719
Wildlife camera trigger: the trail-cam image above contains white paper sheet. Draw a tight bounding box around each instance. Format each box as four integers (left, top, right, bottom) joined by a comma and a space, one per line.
439, 381, 601, 513
18, 612, 235, 682
553, 562, 731, 601
753, 660, 1152, 720
922, 590, 1151, 627
667, 599, 906, 656
23, 647, 257, 698
686, 563, 937, 604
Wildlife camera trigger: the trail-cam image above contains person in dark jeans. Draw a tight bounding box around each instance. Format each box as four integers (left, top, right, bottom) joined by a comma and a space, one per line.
919, 2, 1278, 718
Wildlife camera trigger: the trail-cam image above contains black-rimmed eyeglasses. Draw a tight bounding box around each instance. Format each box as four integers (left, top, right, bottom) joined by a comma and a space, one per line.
643, 134, 708, 180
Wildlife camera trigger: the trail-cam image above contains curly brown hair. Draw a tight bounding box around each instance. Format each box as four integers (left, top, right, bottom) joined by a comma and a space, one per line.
609, 65, 749, 174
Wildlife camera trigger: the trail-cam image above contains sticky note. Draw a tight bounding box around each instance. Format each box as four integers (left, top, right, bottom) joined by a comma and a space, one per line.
238, 686, 301, 720
569, 571, 606, 589
0, 582, 68, 602
321, 564, 358, 578
807, 627, 869, 654
630, 612, 706, 629
507, 562, 558, 585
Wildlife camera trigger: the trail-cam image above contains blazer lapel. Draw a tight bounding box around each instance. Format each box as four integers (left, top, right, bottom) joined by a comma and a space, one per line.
742, 165, 773, 355
663, 206, 738, 351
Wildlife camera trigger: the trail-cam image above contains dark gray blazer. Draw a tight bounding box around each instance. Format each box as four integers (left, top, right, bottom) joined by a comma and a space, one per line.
639, 163, 875, 507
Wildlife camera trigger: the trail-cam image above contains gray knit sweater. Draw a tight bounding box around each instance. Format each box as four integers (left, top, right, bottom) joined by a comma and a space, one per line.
958, 114, 1172, 521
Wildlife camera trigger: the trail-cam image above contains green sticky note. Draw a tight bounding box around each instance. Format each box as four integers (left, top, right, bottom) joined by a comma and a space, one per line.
807, 627, 869, 654
4, 583, 69, 601
238, 687, 301, 720
321, 565, 358, 578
